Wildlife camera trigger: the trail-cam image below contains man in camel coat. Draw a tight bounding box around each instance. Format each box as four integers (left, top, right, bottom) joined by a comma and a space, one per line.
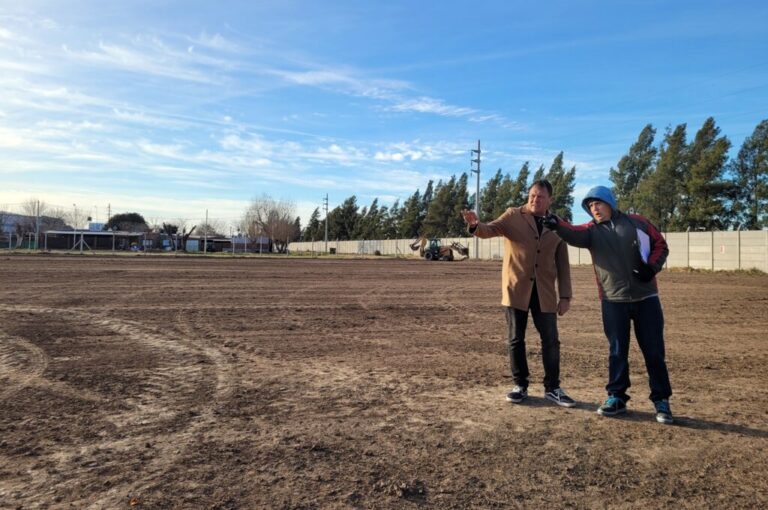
462, 180, 575, 407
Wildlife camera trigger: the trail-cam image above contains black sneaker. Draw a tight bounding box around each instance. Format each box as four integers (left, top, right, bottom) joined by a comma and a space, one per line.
505, 386, 528, 403
597, 396, 627, 416
545, 388, 576, 408
654, 399, 674, 424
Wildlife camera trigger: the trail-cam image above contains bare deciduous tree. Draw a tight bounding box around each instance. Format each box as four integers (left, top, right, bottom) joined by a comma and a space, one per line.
67, 205, 90, 231
242, 196, 299, 253
12, 199, 65, 248
197, 219, 226, 237
161, 221, 196, 251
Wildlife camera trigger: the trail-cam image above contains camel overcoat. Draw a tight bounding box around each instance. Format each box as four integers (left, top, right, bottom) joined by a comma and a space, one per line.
470, 206, 572, 313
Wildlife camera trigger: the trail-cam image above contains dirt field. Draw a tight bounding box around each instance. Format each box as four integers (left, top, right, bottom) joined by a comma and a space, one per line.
1, 254, 766, 509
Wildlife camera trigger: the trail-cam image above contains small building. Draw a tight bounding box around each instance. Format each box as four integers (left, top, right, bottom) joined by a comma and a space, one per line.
42, 230, 145, 251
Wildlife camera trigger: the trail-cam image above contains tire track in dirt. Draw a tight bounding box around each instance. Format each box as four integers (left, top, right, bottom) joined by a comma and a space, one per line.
0, 333, 48, 401
173, 308, 237, 406
0, 304, 228, 508
90, 309, 236, 507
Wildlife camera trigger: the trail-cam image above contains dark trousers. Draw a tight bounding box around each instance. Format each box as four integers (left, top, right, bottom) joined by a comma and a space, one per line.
601, 296, 672, 402
505, 284, 560, 392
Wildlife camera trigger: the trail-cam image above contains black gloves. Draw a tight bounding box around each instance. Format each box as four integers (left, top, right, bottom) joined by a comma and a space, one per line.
542, 213, 559, 230
633, 263, 656, 282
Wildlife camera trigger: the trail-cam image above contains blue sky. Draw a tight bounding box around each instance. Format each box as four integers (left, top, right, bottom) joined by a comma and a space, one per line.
1, 0, 767, 229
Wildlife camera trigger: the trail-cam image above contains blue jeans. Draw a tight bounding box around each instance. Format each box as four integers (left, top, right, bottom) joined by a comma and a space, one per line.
601, 296, 672, 402
505, 284, 560, 392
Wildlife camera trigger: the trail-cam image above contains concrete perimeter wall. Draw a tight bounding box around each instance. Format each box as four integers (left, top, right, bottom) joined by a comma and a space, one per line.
289, 230, 768, 272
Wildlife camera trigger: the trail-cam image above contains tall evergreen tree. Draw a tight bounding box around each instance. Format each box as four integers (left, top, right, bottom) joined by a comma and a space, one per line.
328, 196, 359, 240
398, 190, 422, 238
302, 207, 322, 241
490, 163, 531, 217
636, 124, 688, 231
480, 169, 503, 221
292, 217, 302, 242
492, 161, 528, 215
543, 152, 576, 221
382, 200, 400, 239
422, 178, 454, 237
449, 173, 470, 235
355, 199, 382, 239
684, 117, 731, 230
509, 162, 530, 209
610, 124, 657, 212
419, 180, 434, 226
494, 173, 514, 216
730, 119, 768, 229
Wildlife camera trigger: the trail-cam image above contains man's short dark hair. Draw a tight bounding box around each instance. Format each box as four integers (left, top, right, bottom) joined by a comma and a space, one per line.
529, 179, 553, 196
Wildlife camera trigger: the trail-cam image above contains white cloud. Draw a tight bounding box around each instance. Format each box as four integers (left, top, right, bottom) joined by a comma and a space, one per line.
59, 152, 117, 162
271, 69, 353, 86
0, 127, 25, 147
190, 32, 242, 53
218, 133, 271, 155
390, 96, 476, 117
374, 151, 405, 162
374, 148, 424, 162
138, 141, 186, 159
61, 37, 229, 84
197, 150, 273, 169
0, 126, 71, 153
303, 143, 367, 166
146, 164, 221, 179
112, 108, 191, 129
374, 140, 466, 162
37, 119, 104, 132
0, 58, 47, 73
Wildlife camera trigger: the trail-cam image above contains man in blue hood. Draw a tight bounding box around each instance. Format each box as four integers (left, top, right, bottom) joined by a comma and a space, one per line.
544, 185, 674, 424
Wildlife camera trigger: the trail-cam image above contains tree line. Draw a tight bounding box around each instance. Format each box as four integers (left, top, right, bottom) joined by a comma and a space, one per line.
303, 117, 767, 241
303, 151, 577, 241
609, 117, 767, 231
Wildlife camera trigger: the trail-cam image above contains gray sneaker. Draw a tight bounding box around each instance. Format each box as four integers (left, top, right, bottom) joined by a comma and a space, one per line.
505, 386, 528, 403
545, 388, 576, 408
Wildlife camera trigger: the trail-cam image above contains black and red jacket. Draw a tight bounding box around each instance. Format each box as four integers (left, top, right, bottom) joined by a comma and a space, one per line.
552, 211, 668, 302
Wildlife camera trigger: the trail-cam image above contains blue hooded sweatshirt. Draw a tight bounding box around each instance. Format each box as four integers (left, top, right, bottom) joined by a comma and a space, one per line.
553, 185, 669, 302
581, 186, 617, 218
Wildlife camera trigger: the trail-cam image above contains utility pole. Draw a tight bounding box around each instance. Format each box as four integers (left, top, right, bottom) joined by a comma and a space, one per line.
470, 140, 481, 259
204, 209, 208, 254
34, 200, 40, 250
323, 193, 329, 254
72, 203, 77, 249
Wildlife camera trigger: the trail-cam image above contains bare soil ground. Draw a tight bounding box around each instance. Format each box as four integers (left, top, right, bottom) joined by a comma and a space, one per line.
0, 254, 767, 509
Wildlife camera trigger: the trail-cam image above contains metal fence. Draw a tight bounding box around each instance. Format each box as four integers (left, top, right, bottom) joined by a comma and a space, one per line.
289, 230, 768, 272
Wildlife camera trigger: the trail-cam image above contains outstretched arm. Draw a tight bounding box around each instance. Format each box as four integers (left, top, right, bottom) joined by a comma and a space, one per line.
544, 214, 593, 249
462, 208, 508, 239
